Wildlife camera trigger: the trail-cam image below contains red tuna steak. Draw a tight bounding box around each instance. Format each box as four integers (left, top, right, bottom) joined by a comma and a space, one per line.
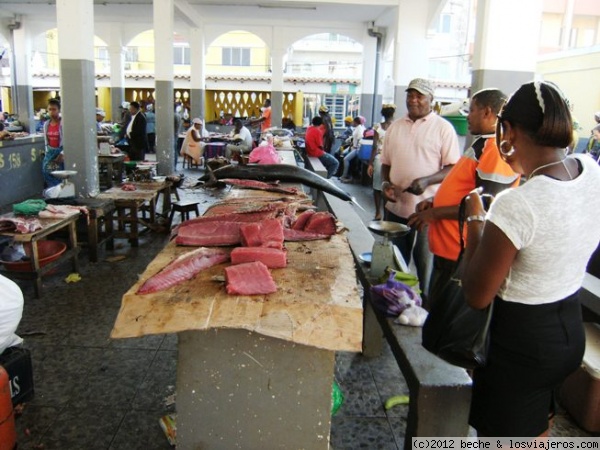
225, 261, 277, 295
230, 247, 287, 269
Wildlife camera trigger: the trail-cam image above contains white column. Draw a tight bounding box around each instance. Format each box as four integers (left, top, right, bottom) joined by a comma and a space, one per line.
190, 26, 205, 121
108, 23, 125, 122
56, 0, 98, 197
560, 0, 576, 50
471, 0, 542, 95
392, 0, 430, 116
11, 25, 35, 132
361, 30, 378, 127
154, 0, 175, 174
270, 46, 285, 128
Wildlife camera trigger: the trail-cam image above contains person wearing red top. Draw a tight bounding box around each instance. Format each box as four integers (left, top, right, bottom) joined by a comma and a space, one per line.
42, 98, 64, 187
305, 116, 339, 179
408, 88, 519, 309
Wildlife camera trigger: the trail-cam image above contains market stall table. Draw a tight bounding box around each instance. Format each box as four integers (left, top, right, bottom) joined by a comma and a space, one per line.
0, 211, 80, 298
97, 181, 172, 246
111, 187, 362, 448
98, 153, 125, 189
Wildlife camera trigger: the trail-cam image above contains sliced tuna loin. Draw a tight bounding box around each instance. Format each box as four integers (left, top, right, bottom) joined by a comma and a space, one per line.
303, 212, 337, 236
230, 247, 287, 269
225, 261, 277, 295
239, 222, 262, 247
260, 219, 284, 249
283, 228, 329, 241
176, 221, 242, 246
137, 247, 230, 294
291, 209, 315, 230
239, 219, 284, 249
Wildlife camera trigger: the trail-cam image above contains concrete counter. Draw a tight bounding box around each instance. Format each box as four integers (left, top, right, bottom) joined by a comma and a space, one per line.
0, 135, 45, 210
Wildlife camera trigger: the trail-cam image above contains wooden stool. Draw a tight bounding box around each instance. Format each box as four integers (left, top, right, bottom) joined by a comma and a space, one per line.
182, 155, 202, 170
169, 200, 200, 226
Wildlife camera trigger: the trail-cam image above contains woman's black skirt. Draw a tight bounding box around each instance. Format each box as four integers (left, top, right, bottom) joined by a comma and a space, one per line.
469, 291, 585, 437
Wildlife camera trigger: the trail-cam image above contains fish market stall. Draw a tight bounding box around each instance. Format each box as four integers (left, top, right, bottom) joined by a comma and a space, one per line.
111, 174, 362, 448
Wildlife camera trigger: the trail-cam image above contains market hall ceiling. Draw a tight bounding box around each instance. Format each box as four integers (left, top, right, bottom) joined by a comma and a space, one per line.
0, 0, 433, 29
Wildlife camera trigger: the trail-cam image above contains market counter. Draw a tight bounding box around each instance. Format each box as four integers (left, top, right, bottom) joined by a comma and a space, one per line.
111, 185, 362, 448
0, 135, 45, 210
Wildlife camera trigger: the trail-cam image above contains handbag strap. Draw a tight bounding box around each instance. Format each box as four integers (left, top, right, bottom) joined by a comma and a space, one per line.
457, 195, 467, 257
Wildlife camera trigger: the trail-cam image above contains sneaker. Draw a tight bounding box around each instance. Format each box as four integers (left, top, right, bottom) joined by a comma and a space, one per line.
340, 177, 352, 184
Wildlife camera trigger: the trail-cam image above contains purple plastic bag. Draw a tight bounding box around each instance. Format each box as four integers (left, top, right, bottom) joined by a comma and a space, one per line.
370, 272, 421, 317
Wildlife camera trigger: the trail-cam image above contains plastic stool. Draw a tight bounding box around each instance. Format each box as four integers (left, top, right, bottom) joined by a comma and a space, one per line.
169, 200, 200, 226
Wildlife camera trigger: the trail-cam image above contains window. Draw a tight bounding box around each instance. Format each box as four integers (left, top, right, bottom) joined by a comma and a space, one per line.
222, 47, 251, 66
173, 46, 190, 65
437, 14, 452, 34
124, 47, 138, 63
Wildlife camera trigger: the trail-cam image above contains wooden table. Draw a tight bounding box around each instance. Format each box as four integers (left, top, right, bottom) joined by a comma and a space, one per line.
98, 153, 125, 189
75, 198, 116, 262
111, 188, 362, 448
0, 212, 80, 298
97, 181, 172, 246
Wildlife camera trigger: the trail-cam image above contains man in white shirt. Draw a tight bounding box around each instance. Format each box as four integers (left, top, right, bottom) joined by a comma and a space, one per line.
340, 116, 365, 183
226, 119, 253, 160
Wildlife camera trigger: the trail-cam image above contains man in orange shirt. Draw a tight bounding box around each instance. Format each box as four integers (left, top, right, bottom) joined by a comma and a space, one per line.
408, 88, 519, 309
249, 98, 272, 135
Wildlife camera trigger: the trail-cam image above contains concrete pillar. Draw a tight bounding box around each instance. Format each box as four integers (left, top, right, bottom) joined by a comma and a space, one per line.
560, 0, 575, 50
270, 47, 285, 128
108, 24, 125, 123
392, 0, 430, 117
154, 0, 175, 175
11, 25, 35, 132
189, 27, 205, 121
361, 30, 377, 127
56, 0, 99, 198
471, 0, 542, 96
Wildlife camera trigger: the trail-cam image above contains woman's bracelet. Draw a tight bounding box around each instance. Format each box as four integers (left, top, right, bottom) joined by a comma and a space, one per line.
466, 215, 485, 223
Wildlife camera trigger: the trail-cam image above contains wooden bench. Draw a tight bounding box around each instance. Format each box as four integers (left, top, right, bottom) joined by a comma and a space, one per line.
323, 192, 472, 446
304, 155, 327, 178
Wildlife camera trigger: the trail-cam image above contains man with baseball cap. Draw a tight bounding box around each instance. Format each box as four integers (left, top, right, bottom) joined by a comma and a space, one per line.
380, 77, 460, 295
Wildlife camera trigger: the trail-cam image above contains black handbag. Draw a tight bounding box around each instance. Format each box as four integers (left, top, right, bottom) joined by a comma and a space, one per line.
421, 196, 493, 369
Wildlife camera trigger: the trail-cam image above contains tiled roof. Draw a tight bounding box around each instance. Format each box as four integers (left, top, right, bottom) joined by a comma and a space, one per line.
32, 70, 467, 89
32, 70, 362, 85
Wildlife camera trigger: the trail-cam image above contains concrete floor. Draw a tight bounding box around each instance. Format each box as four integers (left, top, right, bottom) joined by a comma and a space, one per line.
7, 158, 588, 449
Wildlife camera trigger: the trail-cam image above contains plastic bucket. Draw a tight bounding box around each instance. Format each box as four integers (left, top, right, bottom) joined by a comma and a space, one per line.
0, 240, 67, 272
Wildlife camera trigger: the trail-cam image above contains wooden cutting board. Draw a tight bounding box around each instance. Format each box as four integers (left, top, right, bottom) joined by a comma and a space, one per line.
111, 183, 363, 352
111, 231, 362, 353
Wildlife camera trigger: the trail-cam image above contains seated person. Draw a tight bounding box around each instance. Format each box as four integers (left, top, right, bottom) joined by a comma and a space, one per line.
0, 274, 23, 354
340, 116, 365, 183
587, 125, 600, 161
226, 119, 253, 160
180, 118, 209, 165
305, 116, 339, 179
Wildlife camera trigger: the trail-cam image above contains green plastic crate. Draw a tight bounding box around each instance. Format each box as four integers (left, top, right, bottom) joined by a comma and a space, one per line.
442, 115, 468, 136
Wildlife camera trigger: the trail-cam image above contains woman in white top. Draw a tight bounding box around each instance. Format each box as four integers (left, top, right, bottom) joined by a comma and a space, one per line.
367, 104, 396, 219
340, 116, 365, 183
180, 118, 209, 165
462, 81, 600, 437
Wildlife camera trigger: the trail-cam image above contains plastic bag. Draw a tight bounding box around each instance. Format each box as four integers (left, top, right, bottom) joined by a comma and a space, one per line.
331, 380, 344, 416
249, 144, 281, 164
370, 272, 422, 317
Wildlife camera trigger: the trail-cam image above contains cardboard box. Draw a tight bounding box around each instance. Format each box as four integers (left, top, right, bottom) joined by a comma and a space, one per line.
560, 323, 600, 432
0, 347, 34, 406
